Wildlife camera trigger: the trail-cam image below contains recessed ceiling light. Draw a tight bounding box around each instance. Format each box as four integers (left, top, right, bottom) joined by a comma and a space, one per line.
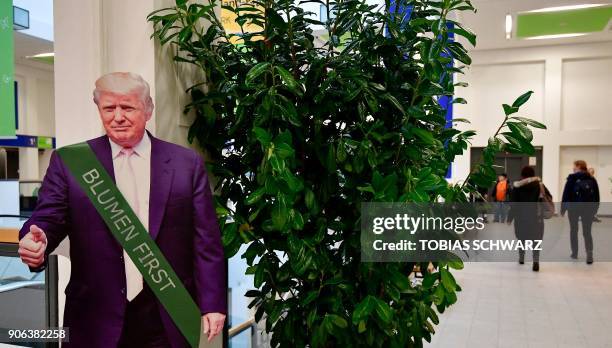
505, 14, 512, 39
527, 4, 607, 13
25, 53, 54, 64
26, 52, 54, 59
524, 33, 588, 40
30, 52, 55, 58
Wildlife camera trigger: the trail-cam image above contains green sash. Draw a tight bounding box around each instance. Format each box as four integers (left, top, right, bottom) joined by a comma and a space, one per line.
57, 143, 201, 347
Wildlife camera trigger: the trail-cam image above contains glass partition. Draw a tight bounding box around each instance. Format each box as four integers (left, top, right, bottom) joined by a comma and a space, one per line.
228, 243, 255, 348
0, 216, 58, 348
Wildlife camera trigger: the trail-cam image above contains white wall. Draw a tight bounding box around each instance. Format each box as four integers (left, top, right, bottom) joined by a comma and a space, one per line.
452, 41, 612, 201
13, 63, 55, 183
561, 57, 612, 131
14, 63, 55, 137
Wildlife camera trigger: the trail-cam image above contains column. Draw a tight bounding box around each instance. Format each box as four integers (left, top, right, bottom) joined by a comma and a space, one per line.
542, 57, 562, 199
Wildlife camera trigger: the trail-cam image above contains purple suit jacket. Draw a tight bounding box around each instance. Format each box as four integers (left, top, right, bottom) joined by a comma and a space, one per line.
19, 133, 227, 348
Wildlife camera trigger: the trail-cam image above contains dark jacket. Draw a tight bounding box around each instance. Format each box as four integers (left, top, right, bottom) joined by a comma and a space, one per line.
561, 171, 600, 215
507, 177, 545, 240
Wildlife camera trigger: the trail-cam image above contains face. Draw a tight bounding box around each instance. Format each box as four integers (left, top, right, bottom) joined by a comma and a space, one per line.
498, 175, 506, 182
97, 91, 151, 147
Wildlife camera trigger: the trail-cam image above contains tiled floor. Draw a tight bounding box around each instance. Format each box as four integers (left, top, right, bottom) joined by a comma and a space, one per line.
426, 261, 612, 348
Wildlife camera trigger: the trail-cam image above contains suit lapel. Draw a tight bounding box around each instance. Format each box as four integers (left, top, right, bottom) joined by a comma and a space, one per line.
149, 135, 173, 240
87, 135, 115, 183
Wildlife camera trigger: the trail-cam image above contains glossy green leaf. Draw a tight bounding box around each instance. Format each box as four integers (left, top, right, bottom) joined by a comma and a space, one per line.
507, 122, 533, 142
328, 314, 348, 328
502, 104, 519, 116
352, 295, 376, 323
512, 90, 534, 108
412, 128, 436, 145
512, 116, 546, 129
246, 62, 271, 86
245, 187, 266, 205
440, 268, 457, 291
275, 66, 303, 96
374, 299, 393, 323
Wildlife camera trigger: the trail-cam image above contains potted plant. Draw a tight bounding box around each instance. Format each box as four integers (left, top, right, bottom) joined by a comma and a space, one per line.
148, 0, 544, 346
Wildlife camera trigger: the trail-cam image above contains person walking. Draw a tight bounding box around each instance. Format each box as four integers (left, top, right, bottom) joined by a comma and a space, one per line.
491, 173, 510, 223
507, 166, 548, 272
561, 160, 600, 264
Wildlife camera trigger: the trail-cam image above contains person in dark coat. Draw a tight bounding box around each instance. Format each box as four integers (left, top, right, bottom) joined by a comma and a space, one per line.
561, 160, 600, 264
507, 166, 548, 272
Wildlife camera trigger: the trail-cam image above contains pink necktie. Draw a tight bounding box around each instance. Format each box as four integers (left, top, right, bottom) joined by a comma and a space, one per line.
119, 148, 143, 301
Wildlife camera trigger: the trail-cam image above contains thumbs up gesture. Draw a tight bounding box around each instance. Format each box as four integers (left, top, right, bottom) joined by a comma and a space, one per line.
18, 224, 48, 268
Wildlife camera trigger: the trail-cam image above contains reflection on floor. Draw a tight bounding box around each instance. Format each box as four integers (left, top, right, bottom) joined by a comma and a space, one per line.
426, 262, 612, 348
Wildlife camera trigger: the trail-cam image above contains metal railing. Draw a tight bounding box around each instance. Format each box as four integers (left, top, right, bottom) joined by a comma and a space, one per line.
0, 280, 45, 293
0, 214, 30, 219
228, 317, 260, 348
228, 318, 255, 338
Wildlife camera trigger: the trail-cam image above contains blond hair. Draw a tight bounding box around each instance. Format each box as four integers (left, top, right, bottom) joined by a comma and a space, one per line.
93, 72, 153, 114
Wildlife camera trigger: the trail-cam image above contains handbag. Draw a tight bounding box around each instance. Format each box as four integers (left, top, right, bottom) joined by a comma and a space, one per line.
539, 182, 555, 219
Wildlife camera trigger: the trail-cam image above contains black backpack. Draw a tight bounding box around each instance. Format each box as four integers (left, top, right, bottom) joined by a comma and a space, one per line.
573, 177, 596, 202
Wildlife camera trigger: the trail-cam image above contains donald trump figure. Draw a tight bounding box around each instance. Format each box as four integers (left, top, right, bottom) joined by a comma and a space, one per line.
18, 72, 227, 347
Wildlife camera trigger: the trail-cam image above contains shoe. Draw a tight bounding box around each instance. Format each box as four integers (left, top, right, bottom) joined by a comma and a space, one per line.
532, 262, 539, 272
519, 254, 525, 265
570, 254, 577, 260
587, 254, 593, 264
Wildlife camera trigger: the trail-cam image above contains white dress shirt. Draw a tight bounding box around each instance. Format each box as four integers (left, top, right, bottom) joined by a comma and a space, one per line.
109, 133, 151, 232
109, 133, 151, 300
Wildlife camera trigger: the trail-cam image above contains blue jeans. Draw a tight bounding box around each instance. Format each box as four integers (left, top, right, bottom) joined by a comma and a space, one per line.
494, 202, 507, 222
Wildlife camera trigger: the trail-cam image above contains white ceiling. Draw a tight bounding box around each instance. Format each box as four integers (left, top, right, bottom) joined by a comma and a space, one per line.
14, 32, 53, 71
457, 0, 612, 50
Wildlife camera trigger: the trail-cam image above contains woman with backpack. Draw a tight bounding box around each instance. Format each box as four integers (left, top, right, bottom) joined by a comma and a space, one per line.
561, 160, 600, 264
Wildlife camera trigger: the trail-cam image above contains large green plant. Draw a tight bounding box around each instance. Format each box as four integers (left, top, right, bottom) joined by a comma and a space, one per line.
149, 0, 545, 346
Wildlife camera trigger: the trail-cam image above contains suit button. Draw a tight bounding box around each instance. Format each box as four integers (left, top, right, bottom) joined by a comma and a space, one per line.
121, 288, 126, 294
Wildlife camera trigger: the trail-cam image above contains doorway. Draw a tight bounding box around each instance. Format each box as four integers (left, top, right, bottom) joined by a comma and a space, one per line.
470, 147, 543, 184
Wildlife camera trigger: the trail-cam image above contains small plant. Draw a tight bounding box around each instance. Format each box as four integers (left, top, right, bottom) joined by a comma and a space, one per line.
149, 0, 545, 346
